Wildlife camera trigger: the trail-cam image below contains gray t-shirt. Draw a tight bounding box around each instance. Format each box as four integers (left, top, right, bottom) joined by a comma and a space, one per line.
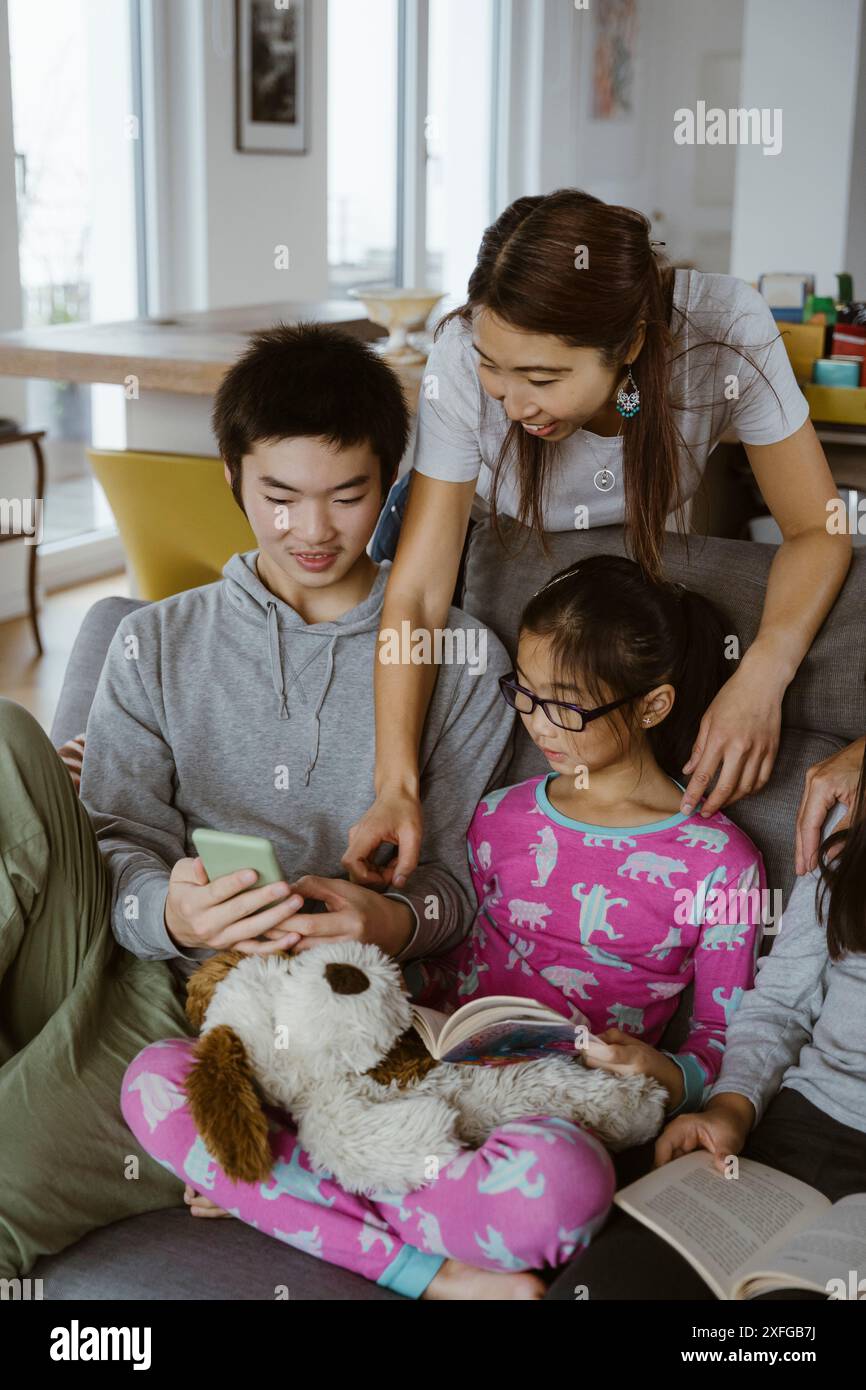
412, 269, 810, 532
707, 800, 866, 1135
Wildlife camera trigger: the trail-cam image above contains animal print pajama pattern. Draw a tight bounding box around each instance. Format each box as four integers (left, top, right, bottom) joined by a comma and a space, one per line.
408, 775, 766, 1105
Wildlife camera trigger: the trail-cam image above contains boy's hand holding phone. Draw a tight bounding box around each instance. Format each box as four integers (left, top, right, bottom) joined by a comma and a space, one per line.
262, 874, 415, 958
169, 829, 414, 958
653, 1093, 756, 1173
164, 856, 304, 955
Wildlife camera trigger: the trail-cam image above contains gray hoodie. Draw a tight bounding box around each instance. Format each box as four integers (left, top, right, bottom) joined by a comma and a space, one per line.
80, 551, 515, 980
707, 801, 866, 1134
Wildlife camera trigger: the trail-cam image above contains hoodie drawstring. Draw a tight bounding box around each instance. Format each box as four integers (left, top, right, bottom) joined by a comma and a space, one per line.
267, 599, 338, 783
267, 602, 289, 719
304, 639, 336, 786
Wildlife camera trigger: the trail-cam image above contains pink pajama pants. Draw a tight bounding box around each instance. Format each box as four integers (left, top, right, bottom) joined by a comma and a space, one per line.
122, 1039, 616, 1299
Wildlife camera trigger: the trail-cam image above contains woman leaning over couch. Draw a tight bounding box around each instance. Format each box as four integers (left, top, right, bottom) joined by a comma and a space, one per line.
344, 188, 851, 888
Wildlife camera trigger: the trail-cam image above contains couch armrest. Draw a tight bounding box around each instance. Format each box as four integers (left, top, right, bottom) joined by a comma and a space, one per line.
50, 596, 148, 748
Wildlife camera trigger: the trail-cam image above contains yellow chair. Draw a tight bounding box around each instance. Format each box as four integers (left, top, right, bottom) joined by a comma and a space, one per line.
88, 449, 256, 600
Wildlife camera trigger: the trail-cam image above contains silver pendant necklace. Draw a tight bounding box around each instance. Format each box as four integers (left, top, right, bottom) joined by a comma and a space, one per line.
580, 418, 624, 492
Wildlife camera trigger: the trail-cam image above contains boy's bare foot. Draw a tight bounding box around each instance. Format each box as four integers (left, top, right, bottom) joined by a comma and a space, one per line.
184, 1184, 233, 1218
422, 1258, 545, 1300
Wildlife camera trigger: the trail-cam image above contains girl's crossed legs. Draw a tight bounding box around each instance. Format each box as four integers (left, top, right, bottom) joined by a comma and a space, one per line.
122, 1039, 616, 1300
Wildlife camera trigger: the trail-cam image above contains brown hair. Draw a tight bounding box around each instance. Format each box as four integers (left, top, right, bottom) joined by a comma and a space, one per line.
438, 189, 783, 582
212, 322, 410, 512
519, 555, 731, 783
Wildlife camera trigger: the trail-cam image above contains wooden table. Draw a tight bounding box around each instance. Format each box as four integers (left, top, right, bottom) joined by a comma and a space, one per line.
0, 300, 402, 394
0, 300, 426, 455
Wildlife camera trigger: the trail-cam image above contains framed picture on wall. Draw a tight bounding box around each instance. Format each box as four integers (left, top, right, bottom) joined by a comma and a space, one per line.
235, 0, 309, 153
591, 0, 637, 120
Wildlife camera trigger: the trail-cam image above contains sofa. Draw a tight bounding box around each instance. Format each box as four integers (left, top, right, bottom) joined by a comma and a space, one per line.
34, 518, 866, 1298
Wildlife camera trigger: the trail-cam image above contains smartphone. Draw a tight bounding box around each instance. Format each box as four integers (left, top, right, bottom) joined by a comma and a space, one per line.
191, 828, 285, 898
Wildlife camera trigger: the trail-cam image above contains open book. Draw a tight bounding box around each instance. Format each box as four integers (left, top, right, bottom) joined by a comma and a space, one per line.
615, 1151, 866, 1300
410, 995, 599, 1066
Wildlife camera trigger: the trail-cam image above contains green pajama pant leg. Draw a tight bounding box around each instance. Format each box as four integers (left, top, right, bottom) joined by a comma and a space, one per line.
0, 697, 195, 1278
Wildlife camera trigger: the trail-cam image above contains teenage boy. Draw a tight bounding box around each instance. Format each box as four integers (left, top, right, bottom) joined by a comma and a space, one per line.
0, 323, 514, 1279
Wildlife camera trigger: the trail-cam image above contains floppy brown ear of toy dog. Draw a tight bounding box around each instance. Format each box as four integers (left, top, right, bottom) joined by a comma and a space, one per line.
184, 949, 246, 1031
184, 950, 274, 1183
185, 1025, 274, 1184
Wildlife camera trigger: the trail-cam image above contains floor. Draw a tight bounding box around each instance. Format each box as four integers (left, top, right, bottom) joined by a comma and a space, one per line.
0, 569, 129, 733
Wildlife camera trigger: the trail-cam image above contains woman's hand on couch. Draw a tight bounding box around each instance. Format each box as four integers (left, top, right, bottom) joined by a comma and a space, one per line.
794, 734, 866, 875
653, 1093, 756, 1173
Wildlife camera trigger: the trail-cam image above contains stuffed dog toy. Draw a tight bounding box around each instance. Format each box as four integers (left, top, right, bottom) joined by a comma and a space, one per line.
184, 939, 668, 1197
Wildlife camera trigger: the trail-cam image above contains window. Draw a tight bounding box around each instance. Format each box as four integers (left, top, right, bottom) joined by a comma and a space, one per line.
327, 0, 497, 304
425, 0, 495, 300
8, 0, 142, 545
327, 0, 399, 293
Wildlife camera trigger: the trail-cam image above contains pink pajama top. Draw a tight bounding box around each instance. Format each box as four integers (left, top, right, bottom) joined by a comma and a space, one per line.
407, 774, 767, 1115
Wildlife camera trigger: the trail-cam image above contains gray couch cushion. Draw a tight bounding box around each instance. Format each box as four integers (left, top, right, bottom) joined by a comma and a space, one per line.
33, 1209, 403, 1300
462, 518, 866, 909
50, 597, 148, 748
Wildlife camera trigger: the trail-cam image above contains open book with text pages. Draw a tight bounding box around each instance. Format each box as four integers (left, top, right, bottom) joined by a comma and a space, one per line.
410, 995, 600, 1065
614, 1151, 866, 1299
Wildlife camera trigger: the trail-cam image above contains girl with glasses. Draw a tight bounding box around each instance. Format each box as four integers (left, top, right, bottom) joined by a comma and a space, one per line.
405, 554, 766, 1157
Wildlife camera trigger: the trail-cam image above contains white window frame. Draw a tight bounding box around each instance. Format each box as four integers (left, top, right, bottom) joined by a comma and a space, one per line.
395, 0, 428, 287
395, 0, 504, 288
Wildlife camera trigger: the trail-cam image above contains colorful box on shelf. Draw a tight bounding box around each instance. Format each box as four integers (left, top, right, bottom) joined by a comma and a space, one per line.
758, 272, 814, 318
835, 359, 866, 387
803, 383, 866, 426
803, 295, 837, 326
832, 325, 866, 381
777, 320, 827, 382
813, 358, 861, 388
788, 357, 817, 383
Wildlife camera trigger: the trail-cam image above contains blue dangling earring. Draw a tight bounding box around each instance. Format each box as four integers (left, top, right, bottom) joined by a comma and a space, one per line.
615, 366, 640, 418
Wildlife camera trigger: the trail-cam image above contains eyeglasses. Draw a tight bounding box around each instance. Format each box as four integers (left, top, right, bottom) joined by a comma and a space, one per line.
498, 671, 651, 732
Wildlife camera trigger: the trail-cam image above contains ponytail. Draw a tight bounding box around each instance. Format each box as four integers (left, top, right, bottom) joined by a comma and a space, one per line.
622, 258, 685, 582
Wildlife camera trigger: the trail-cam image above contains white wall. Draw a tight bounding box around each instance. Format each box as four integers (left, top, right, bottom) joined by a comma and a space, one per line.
637, 0, 745, 272
148, 0, 329, 313
730, 0, 864, 295
504, 0, 745, 271
844, 6, 866, 293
